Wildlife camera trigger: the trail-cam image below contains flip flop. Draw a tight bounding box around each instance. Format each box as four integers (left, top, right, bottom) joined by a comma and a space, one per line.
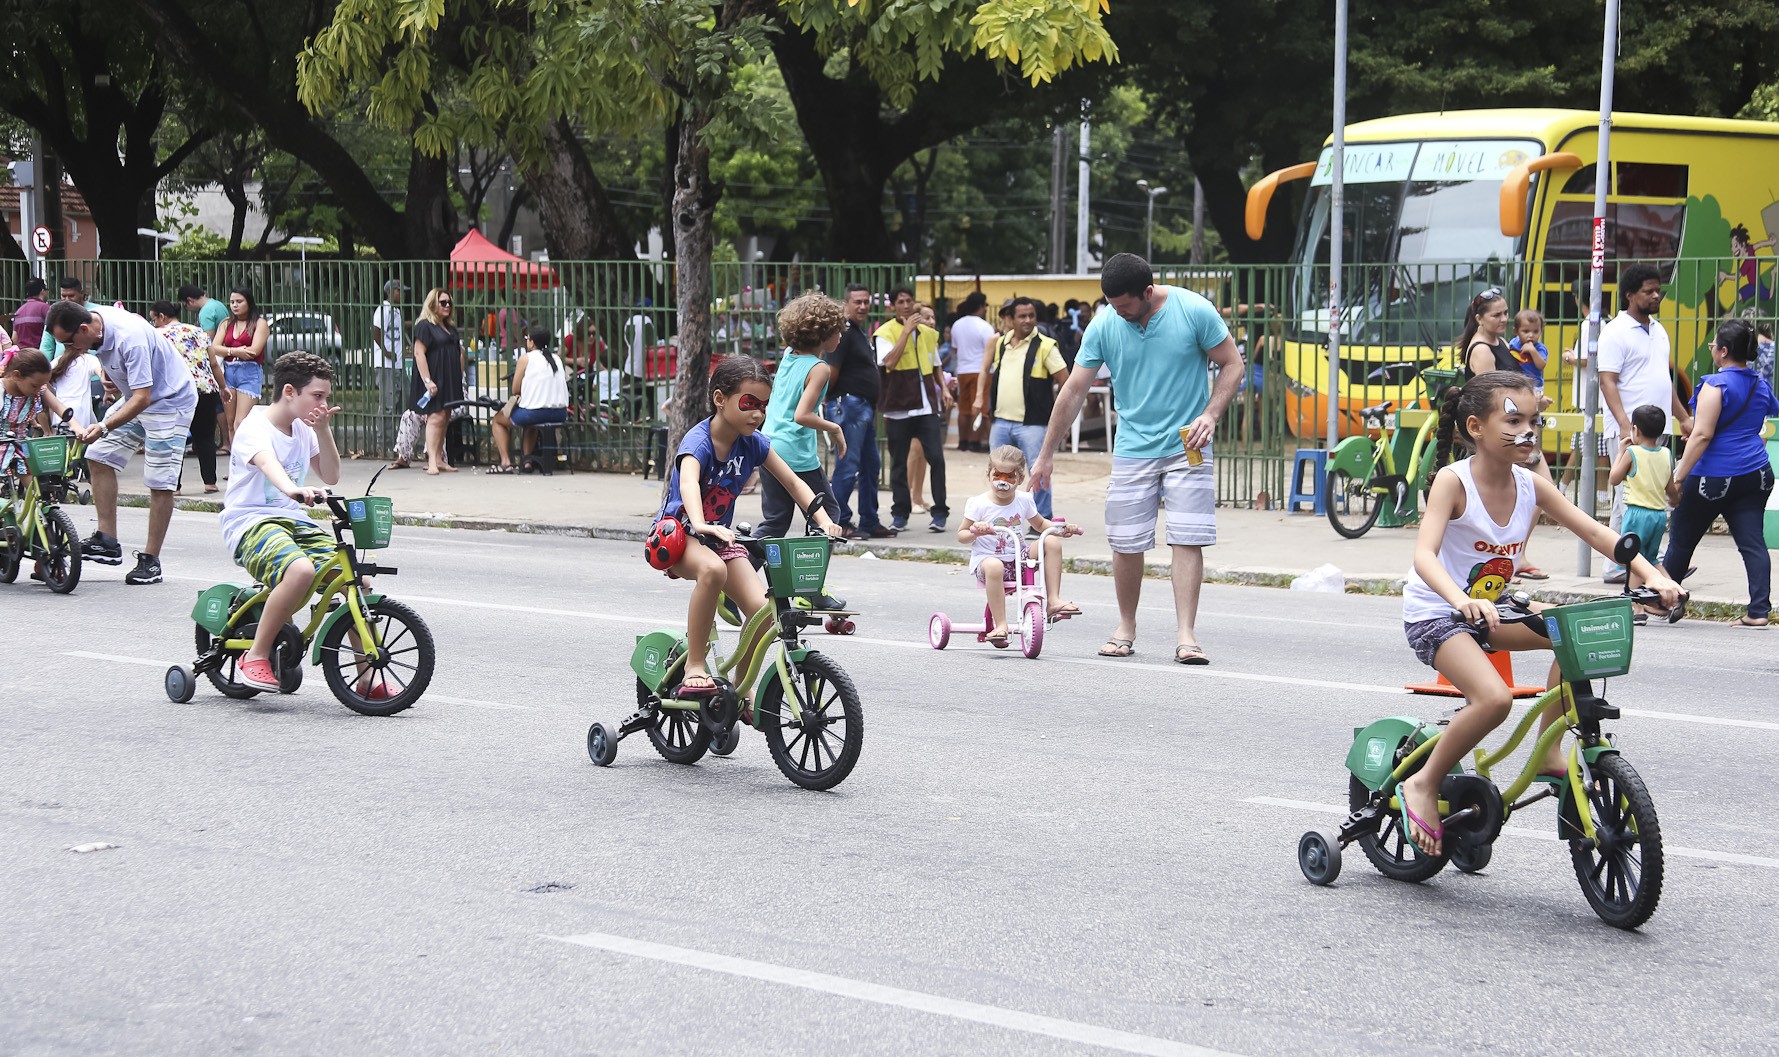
986, 627, 1010, 649
1517, 566, 1550, 580
1048, 601, 1082, 619
674, 675, 719, 697
1174, 644, 1209, 665
1399, 788, 1443, 855
1734, 615, 1772, 628
1097, 637, 1134, 657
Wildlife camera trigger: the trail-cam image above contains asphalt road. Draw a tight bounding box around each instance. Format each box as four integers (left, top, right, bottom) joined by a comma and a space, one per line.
4, 506, 1777, 1057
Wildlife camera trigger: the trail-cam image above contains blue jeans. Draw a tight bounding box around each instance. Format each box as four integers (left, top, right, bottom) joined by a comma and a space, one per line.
825, 395, 882, 530
989, 418, 1053, 517
1663, 466, 1774, 619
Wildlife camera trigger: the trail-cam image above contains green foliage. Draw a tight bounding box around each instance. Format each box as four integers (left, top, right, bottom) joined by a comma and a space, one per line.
162, 228, 230, 261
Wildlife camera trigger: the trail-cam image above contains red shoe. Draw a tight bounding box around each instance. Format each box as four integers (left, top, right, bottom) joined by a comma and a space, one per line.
356, 680, 400, 700
238, 657, 280, 692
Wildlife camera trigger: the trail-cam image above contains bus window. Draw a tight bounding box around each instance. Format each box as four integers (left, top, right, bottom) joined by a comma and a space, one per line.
1616, 162, 1688, 198
1545, 201, 1684, 277
1562, 166, 1610, 195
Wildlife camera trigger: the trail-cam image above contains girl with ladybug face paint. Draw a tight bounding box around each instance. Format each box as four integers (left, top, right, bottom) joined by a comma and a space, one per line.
648, 354, 844, 698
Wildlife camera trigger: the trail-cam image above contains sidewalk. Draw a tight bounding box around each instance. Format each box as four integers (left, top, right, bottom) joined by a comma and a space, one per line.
139, 448, 1768, 617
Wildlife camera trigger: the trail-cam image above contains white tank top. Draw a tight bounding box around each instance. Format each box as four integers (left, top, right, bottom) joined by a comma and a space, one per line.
1401, 458, 1537, 622
518, 348, 570, 409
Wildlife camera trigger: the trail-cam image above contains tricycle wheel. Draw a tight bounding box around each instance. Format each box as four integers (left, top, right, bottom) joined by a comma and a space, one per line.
587, 722, 618, 766
1351, 775, 1448, 882
1020, 602, 1044, 659
1562, 753, 1663, 930
758, 651, 863, 791
927, 613, 950, 650
1298, 829, 1342, 885
164, 665, 195, 703
709, 724, 741, 757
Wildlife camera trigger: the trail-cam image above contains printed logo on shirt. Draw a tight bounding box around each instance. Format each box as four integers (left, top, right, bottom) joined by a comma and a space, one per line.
1472, 539, 1526, 557
1465, 556, 1516, 601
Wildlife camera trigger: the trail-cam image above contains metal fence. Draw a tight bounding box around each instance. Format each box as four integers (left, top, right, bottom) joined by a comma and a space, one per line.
3, 255, 1761, 505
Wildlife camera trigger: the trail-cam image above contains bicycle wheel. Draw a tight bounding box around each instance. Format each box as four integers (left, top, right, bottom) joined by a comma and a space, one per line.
1562, 754, 1664, 929
759, 651, 863, 791
196, 621, 263, 699
320, 598, 434, 716
642, 679, 711, 764
0, 525, 19, 583
1351, 775, 1448, 882
1326, 470, 1384, 539
39, 508, 81, 594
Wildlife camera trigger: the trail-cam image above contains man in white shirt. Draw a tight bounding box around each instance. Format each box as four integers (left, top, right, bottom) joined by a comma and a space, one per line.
949, 292, 995, 452
1596, 263, 1692, 583
370, 279, 407, 447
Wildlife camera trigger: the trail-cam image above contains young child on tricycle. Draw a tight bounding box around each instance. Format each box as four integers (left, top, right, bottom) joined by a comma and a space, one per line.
1398, 370, 1681, 857
647, 354, 843, 699
957, 445, 1081, 647
216, 352, 342, 692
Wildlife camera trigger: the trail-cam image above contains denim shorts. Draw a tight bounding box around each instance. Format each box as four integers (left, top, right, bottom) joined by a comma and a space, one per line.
510, 405, 567, 428
1404, 615, 1484, 667
224, 360, 263, 397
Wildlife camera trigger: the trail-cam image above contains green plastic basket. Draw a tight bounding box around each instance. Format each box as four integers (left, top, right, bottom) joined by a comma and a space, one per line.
1421, 368, 1464, 409
345, 496, 394, 549
21, 435, 70, 476
761, 535, 831, 598
1544, 598, 1636, 681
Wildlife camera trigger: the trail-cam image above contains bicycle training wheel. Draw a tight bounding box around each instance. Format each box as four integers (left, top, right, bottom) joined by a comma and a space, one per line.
1326, 471, 1384, 539
1562, 754, 1664, 930
642, 679, 711, 764
1351, 775, 1448, 882
319, 598, 435, 716
40, 508, 81, 594
758, 652, 863, 791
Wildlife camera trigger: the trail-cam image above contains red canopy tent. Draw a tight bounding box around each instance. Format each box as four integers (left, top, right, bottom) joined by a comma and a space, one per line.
448, 229, 559, 291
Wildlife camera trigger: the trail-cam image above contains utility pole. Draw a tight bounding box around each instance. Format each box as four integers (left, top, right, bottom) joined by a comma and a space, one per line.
1327, 0, 1348, 451
1191, 179, 1206, 265
1049, 124, 1067, 273
1578, 0, 1619, 575
1075, 103, 1092, 274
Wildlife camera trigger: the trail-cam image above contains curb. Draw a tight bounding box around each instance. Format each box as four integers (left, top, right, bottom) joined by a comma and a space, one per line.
120, 493, 1760, 622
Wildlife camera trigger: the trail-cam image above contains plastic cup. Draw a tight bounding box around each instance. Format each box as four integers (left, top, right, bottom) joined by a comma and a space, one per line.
1178, 426, 1204, 466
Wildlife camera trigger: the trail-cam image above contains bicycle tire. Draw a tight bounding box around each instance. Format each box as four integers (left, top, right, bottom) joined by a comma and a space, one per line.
642, 679, 711, 764
40, 507, 81, 594
1351, 775, 1448, 882
1326, 470, 1385, 539
759, 651, 863, 791
1562, 753, 1664, 929
320, 597, 434, 716
0, 524, 19, 583
196, 621, 262, 699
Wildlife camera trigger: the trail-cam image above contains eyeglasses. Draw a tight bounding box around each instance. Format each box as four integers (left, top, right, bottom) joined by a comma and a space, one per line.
735, 393, 768, 412
437, 299, 453, 307
989, 469, 1021, 482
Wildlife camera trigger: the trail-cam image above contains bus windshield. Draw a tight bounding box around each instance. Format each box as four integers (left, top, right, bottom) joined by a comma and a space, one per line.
1289, 138, 1541, 352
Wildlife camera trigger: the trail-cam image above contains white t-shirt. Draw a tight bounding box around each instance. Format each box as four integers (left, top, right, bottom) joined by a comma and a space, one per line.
1401, 459, 1537, 622
52, 353, 103, 428
963, 491, 1040, 576
624, 313, 654, 376
1595, 311, 1672, 438
517, 348, 570, 409
372, 302, 405, 366
219, 407, 321, 556
951, 313, 996, 375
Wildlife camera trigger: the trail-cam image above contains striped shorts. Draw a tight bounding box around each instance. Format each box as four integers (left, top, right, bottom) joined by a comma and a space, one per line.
236, 518, 336, 587
85, 405, 192, 492
1104, 449, 1216, 553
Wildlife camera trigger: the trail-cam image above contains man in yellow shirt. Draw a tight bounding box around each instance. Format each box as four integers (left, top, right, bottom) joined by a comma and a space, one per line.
877, 286, 952, 532
974, 297, 1069, 517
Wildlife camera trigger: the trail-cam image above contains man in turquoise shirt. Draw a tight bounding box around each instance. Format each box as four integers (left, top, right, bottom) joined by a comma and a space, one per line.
39, 276, 103, 358
179, 282, 230, 337
1031, 253, 1243, 665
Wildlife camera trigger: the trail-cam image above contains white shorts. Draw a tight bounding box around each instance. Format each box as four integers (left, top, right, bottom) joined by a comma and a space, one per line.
1104, 450, 1216, 553
86, 405, 192, 492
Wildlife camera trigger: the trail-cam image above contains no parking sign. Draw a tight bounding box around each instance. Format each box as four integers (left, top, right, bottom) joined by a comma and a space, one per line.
30, 226, 51, 255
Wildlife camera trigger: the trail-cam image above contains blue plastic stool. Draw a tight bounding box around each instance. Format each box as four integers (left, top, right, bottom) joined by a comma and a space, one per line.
1287, 449, 1328, 515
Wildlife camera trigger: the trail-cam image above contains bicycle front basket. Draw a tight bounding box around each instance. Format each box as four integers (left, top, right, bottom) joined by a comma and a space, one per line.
1544, 598, 1636, 681
345, 496, 395, 549
761, 535, 831, 598
1420, 368, 1464, 409
21, 435, 71, 477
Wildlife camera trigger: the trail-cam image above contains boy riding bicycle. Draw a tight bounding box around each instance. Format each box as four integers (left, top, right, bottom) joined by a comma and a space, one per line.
216, 352, 342, 692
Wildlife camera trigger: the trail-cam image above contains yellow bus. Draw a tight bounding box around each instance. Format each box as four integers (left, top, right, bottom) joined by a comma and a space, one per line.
1245, 108, 1779, 438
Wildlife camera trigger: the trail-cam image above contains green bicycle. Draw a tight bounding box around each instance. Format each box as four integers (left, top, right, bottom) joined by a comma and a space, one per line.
1298, 537, 1680, 930
0, 418, 82, 594
587, 514, 864, 791
1324, 367, 1460, 539
165, 490, 435, 716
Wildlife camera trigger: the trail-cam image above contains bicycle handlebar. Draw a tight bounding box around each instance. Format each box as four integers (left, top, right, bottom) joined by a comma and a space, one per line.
1452, 586, 1687, 636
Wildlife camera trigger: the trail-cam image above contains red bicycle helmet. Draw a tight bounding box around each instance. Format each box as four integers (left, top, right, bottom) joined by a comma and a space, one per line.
645, 516, 688, 570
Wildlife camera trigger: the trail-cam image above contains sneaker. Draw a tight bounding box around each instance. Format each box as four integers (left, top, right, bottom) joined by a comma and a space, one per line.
929, 515, 946, 533
891, 515, 908, 532
1604, 567, 1628, 585
82, 531, 123, 565
124, 551, 162, 585
866, 524, 897, 539
237, 657, 280, 692
814, 591, 847, 611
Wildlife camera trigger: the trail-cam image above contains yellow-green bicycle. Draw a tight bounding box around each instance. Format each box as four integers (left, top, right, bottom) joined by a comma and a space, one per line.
0, 419, 82, 594
165, 491, 434, 716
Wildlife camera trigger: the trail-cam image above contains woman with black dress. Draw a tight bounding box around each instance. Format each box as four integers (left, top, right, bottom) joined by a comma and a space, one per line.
1453, 286, 1554, 578
410, 287, 466, 475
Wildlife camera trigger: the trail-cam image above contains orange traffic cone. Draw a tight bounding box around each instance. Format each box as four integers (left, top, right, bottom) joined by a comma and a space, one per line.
1406, 650, 1545, 698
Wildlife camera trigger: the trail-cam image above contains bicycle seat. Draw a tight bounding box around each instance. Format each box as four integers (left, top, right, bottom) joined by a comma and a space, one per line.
1359, 401, 1395, 419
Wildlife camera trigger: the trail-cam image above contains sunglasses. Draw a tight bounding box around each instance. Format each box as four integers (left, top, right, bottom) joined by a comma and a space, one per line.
1472, 287, 1503, 308
989, 469, 1021, 482
734, 393, 768, 412
437, 299, 453, 307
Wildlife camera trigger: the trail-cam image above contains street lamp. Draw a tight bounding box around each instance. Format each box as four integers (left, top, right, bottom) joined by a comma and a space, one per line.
136, 226, 176, 262
289, 236, 325, 310
1136, 180, 1168, 261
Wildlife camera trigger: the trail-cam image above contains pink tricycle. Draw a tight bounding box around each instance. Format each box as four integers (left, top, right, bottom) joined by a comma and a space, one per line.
927, 519, 1082, 659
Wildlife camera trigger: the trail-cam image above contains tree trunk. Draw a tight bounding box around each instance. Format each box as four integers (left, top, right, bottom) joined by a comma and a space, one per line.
221, 172, 249, 254
516, 118, 634, 260
40, 151, 66, 265
495, 186, 532, 252
667, 107, 718, 451
401, 140, 460, 259
1191, 154, 1300, 265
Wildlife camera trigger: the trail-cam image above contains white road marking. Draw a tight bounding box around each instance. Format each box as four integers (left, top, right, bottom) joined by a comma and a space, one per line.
64, 652, 527, 710
63, 650, 166, 668
1620, 708, 1779, 731
547, 931, 1247, 1057
425, 693, 531, 711
1242, 796, 1779, 869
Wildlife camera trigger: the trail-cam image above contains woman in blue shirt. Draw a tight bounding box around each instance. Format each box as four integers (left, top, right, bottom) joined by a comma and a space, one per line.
1663, 319, 1779, 626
